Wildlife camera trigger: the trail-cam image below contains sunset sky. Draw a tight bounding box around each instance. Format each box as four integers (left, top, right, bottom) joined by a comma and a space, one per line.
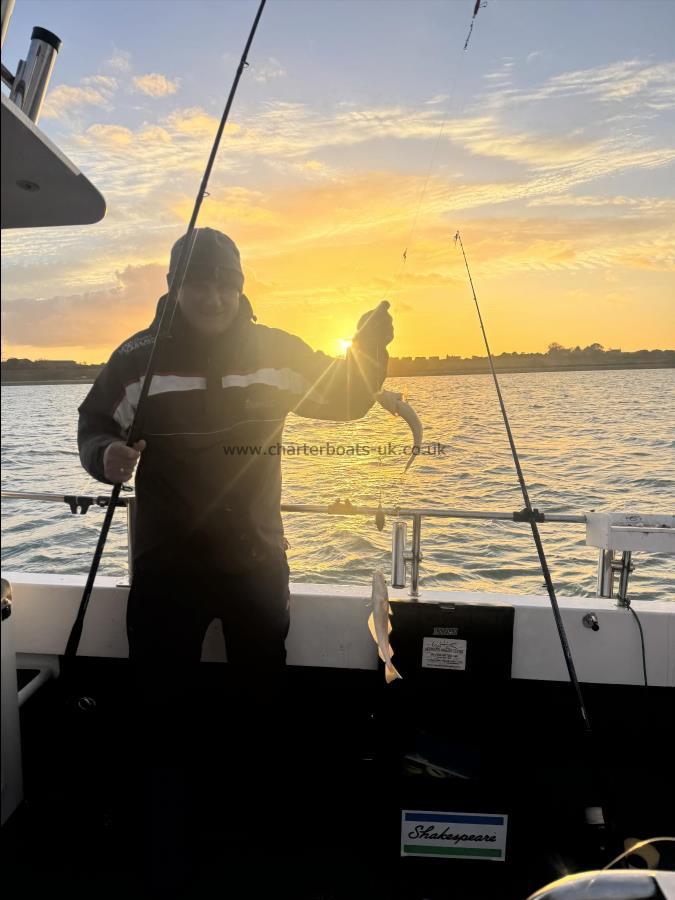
2, 0, 674, 364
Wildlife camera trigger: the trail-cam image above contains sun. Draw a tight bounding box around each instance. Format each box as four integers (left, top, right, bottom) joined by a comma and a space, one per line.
337, 338, 352, 355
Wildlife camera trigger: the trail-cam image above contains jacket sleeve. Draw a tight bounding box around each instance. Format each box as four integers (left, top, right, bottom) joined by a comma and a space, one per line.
284, 334, 388, 421
77, 350, 133, 484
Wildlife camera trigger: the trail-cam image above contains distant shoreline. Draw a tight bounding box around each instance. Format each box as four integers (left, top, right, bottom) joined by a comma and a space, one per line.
388, 362, 675, 378
1, 379, 101, 386
2, 362, 673, 387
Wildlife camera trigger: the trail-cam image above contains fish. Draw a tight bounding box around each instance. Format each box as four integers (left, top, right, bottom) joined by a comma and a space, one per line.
375, 389, 424, 473
367, 570, 402, 684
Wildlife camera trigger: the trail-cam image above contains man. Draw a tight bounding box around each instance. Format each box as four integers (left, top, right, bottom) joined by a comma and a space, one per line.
77, 227, 392, 893
79, 227, 392, 667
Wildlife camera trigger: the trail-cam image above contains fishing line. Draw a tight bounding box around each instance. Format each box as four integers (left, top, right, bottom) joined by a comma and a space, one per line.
65, 0, 268, 659
378, 0, 482, 515
454, 230, 592, 735
393, 0, 479, 291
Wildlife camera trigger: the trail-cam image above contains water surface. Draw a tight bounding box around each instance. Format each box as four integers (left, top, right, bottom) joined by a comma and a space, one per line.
2, 370, 673, 599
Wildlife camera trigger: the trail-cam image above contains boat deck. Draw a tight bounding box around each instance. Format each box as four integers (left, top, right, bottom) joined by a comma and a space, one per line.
3, 658, 674, 899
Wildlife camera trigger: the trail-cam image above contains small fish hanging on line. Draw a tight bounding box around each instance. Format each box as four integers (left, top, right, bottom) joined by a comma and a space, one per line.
463, 0, 486, 52
375, 469, 385, 531
368, 570, 402, 684
375, 501, 385, 532
375, 390, 424, 474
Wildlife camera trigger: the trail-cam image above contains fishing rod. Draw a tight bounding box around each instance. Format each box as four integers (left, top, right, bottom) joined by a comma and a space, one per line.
454, 231, 592, 736
64, 0, 268, 659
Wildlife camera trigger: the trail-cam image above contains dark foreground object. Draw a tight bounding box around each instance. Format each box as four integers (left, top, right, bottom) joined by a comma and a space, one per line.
4, 659, 674, 899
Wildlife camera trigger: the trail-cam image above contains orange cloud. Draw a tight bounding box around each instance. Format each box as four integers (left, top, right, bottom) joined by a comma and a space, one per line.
4, 165, 674, 363
4, 59, 674, 362
2, 265, 166, 352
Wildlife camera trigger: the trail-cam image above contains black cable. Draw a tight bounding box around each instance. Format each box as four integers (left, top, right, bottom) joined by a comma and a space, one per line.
627, 605, 648, 687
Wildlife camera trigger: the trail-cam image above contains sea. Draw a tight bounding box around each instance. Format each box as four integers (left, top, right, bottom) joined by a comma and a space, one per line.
1, 369, 674, 600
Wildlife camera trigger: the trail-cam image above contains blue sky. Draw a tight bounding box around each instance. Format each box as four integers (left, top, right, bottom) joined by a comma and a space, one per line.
2, 0, 674, 360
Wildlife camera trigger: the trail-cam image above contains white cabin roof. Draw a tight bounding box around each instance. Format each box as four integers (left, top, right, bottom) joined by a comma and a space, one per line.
1, 92, 105, 229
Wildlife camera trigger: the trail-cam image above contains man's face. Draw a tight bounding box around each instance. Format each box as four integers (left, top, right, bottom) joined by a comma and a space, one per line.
177, 277, 241, 336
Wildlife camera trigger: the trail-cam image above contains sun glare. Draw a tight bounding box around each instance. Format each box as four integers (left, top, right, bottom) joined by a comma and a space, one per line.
337, 338, 352, 355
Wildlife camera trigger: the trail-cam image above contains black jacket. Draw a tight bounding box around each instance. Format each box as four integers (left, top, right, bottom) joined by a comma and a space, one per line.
78, 295, 388, 575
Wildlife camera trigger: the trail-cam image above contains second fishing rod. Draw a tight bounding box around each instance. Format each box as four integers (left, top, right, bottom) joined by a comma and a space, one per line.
65, 0, 268, 659
454, 230, 592, 737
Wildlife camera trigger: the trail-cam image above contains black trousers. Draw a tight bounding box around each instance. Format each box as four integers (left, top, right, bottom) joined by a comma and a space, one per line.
125, 556, 290, 893
127, 555, 291, 664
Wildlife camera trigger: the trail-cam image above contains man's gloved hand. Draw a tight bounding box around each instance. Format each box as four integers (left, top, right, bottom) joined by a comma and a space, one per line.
103, 439, 146, 483
352, 300, 394, 347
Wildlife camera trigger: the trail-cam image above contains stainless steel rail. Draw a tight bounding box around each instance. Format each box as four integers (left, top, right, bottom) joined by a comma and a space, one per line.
3, 491, 94, 503
2, 490, 588, 597
1, 491, 588, 523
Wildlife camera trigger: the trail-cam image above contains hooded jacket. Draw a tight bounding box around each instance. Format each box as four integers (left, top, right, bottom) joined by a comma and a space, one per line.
78, 295, 388, 575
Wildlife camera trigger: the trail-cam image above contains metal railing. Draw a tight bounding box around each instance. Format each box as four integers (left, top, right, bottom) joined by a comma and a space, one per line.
1, 489, 587, 597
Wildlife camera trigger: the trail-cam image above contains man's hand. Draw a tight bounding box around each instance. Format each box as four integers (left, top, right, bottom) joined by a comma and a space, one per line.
353, 300, 394, 347
103, 440, 146, 483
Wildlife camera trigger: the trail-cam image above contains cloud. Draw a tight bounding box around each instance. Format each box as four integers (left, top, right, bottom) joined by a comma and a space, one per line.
544, 60, 675, 106
3, 179, 673, 359
443, 213, 675, 276
263, 157, 338, 181
5, 46, 673, 357
85, 123, 135, 146
8, 87, 671, 296
105, 48, 132, 73
1, 264, 166, 349
132, 73, 180, 98
164, 106, 222, 136
41, 68, 670, 213
252, 57, 287, 84
527, 194, 673, 211
82, 75, 119, 92
41, 84, 111, 119
41, 72, 119, 120
485, 59, 675, 111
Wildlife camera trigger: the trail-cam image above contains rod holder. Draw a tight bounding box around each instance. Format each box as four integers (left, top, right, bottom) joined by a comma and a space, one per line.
596, 549, 635, 604
391, 521, 407, 588
9, 25, 61, 123
616, 550, 634, 606
390, 516, 423, 599
597, 549, 615, 598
